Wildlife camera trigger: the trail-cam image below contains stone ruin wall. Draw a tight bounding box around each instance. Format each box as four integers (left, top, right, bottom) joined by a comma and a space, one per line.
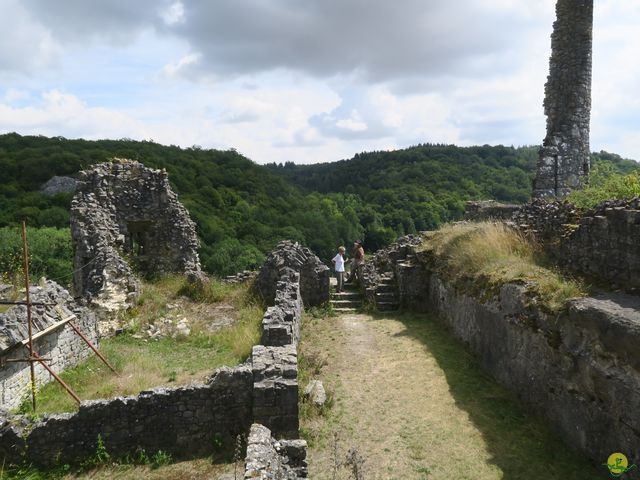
366, 235, 640, 465
0, 244, 313, 477
0, 281, 98, 410
70, 160, 203, 333
0, 365, 253, 467
534, 0, 593, 198
255, 240, 330, 308
514, 198, 640, 292
462, 200, 521, 222
244, 423, 307, 480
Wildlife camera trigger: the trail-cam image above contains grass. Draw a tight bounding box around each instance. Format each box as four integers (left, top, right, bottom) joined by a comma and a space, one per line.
300, 309, 603, 479
391, 311, 603, 479
298, 320, 333, 431
417, 222, 587, 312
18, 275, 262, 415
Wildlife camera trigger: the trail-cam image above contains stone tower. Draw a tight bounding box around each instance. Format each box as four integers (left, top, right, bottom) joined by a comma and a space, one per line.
533, 0, 593, 198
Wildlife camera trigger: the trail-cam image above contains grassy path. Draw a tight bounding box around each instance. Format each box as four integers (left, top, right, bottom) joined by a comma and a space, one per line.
300, 312, 602, 480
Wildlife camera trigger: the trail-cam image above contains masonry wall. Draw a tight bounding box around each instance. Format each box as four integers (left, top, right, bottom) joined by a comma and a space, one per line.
0, 366, 252, 467
255, 240, 330, 307
424, 275, 640, 465
0, 282, 98, 410
515, 198, 640, 292
244, 423, 307, 479
70, 159, 204, 331
561, 201, 640, 291
0, 245, 312, 472
252, 271, 303, 439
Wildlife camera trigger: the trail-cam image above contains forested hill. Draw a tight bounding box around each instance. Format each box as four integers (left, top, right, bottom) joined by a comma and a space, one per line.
268, 144, 538, 233
266, 144, 638, 238
0, 133, 637, 278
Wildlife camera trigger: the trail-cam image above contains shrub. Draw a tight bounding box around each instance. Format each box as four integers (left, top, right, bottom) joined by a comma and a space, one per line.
567, 163, 640, 209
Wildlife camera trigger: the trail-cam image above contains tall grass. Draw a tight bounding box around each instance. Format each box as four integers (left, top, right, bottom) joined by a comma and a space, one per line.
419, 222, 586, 312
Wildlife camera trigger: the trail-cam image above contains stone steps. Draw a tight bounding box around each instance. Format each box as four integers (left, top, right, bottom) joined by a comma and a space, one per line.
331, 292, 361, 300
330, 277, 362, 313
375, 275, 399, 312
331, 299, 362, 309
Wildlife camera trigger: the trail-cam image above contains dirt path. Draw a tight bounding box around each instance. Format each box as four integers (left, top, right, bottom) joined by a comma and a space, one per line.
300, 312, 602, 480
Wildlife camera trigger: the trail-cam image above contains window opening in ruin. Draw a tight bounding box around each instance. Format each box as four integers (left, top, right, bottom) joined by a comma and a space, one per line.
127, 221, 153, 257
131, 232, 144, 255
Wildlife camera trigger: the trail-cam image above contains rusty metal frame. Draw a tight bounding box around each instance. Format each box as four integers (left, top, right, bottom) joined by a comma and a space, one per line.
1, 221, 119, 411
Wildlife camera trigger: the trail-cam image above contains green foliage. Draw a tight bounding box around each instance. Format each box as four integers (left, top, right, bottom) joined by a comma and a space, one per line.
80, 435, 111, 469
151, 450, 173, 468
176, 277, 234, 303
0, 227, 72, 287
0, 133, 636, 277
567, 162, 640, 209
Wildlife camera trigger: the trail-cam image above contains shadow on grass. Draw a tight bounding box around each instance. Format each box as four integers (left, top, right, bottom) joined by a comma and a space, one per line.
371, 311, 604, 480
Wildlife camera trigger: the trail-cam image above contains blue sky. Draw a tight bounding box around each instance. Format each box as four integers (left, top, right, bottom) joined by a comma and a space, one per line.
0, 0, 638, 164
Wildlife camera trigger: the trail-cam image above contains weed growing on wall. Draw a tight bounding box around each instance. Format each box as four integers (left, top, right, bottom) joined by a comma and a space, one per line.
418, 222, 586, 312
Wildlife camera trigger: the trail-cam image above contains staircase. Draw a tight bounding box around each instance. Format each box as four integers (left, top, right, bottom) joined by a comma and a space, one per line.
330, 280, 362, 313
375, 273, 400, 312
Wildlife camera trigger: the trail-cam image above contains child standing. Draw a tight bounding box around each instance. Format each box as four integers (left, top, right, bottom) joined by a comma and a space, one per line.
332, 246, 347, 293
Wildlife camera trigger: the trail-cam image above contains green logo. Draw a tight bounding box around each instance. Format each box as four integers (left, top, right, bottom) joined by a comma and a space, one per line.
603, 453, 637, 477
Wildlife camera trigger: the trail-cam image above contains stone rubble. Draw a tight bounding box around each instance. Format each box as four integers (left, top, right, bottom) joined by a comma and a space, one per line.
463, 200, 520, 221
303, 380, 326, 407
223, 270, 258, 284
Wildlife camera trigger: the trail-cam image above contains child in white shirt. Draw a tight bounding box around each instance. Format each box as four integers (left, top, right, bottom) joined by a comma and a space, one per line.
331, 246, 347, 293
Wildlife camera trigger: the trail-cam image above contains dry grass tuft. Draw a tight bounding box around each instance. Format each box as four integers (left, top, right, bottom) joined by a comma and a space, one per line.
418, 222, 586, 312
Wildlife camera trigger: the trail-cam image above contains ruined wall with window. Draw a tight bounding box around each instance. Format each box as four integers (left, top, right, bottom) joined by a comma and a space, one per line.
70, 160, 203, 333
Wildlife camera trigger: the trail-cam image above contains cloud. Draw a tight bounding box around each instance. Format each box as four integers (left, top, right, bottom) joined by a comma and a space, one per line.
10, 0, 543, 84
2, 88, 31, 103
0, 0, 60, 74
164, 0, 541, 84
161, 52, 202, 78
19, 0, 160, 44
161, 1, 185, 26
1, 0, 639, 164
0, 90, 146, 139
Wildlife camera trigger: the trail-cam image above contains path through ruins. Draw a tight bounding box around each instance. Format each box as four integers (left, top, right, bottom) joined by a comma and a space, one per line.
300, 311, 602, 480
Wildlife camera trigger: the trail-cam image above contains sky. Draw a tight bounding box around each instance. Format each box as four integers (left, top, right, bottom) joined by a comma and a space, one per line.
0, 0, 638, 165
